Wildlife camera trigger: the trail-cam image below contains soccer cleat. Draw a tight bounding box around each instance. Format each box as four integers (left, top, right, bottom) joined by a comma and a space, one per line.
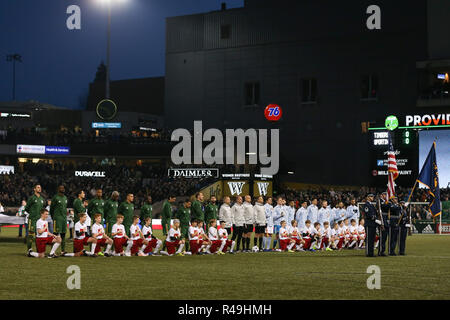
309, 248, 316, 252
104, 252, 111, 257
27, 249, 33, 257
82, 250, 88, 256
97, 252, 104, 257
326, 247, 333, 252
176, 252, 184, 256
124, 251, 131, 257
147, 252, 153, 256
47, 254, 58, 259
287, 249, 294, 253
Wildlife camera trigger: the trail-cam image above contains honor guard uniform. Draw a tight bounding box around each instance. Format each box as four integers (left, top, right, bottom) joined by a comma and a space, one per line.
362, 194, 378, 257
398, 201, 410, 255
379, 192, 391, 256
388, 197, 401, 256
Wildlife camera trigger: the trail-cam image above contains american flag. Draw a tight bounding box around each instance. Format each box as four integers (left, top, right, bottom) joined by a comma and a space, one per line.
387, 132, 399, 200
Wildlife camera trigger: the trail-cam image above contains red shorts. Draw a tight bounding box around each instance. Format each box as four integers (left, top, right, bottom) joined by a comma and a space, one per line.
291, 238, 302, 245
337, 237, 344, 249
73, 237, 89, 253
131, 238, 144, 254
114, 237, 128, 253
36, 236, 55, 254
190, 239, 203, 254
375, 235, 380, 242
95, 238, 107, 253
321, 237, 329, 249
279, 239, 290, 251
359, 234, 366, 240
209, 240, 222, 253
143, 238, 159, 254
166, 240, 180, 255
303, 237, 311, 249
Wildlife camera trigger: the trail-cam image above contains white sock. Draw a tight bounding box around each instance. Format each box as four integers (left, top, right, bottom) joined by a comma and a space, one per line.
287, 242, 294, 250
30, 251, 39, 257
113, 252, 121, 256
105, 243, 112, 254
219, 240, 226, 252
359, 239, 364, 247
205, 244, 212, 253
176, 243, 184, 254
140, 244, 147, 253
64, 253, 75, 257
374, 240, 379, 248
198, 244, 206, 253
50, 242, 60, 255
230, 241, 236, 252
90, 243, 97, 255
155, 240, 162, 253
125, 240, 133, 253
160, 250, 169, 256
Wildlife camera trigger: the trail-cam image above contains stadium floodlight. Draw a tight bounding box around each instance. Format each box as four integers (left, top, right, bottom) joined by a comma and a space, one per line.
6, 53, 22, 101
95, 0, 130, 99
288, 171, 294, 175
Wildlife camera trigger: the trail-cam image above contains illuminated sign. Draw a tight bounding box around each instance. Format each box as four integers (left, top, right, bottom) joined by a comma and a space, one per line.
16, 145, 70, 155
168, 168, 219, 178
405, 114, 450, 127
92, 122, 122, 129
0, 165, 14, 175
75, 171, 106, 178
0, 112, 31, 119
373, 131, 389, 146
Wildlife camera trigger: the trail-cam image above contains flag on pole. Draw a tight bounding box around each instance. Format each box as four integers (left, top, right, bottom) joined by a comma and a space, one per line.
386, 132, 399, 200
415, 142, 441, 217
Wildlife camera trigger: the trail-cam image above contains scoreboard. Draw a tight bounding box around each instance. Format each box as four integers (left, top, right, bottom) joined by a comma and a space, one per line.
369, 128, 418, 188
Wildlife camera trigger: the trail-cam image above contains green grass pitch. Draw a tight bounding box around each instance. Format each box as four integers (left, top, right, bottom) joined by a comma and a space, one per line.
1, 227, 449, 300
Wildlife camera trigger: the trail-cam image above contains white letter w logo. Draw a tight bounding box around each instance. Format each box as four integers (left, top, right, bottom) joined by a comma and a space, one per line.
257, 182, 269, 196
227, 182, 245, 196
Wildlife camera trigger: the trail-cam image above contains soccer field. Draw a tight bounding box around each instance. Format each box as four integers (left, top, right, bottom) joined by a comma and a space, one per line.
1, 227, 449, 300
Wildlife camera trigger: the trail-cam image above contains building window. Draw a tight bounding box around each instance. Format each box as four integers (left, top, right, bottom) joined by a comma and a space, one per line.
300, 78, 318, 103
361, 74, 378, 100
244, 82, 260, 106
221, 24, 231, 39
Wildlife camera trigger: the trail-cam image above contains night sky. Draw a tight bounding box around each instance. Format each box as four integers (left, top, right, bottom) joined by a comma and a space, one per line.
0, 0, 244, 109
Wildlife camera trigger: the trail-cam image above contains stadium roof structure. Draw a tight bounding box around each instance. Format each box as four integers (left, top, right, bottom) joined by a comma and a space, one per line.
0, 100, 70, 112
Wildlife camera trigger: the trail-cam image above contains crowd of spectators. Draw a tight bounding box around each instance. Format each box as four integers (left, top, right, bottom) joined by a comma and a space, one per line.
0, 159, 209, 210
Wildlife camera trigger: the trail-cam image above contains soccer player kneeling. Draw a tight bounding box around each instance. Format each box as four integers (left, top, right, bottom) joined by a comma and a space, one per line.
207, 219, 224, 254
112, 214, 129, 256
321, 221, 333, 251
142, 217, 162, 256
218, 220, 235, 253
301, 220, 314, 251
288, 220, 304, 251
67, 213, 96, 257
90, 213, 113, 257
357, 219, 366, 249
129, 215, 147, 256
348, 219, 359, 249
189, 220, 203, 255
160, 219, 185, 256
278, 221, 294, 252
28, 209, 61, 258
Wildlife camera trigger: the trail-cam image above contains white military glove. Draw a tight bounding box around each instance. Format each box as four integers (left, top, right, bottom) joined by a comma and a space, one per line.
375, 220, 382, 225
405, 224, 411, 228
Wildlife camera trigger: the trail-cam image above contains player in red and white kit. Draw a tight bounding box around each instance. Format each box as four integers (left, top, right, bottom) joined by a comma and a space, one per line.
69, 212, 96, 257
90, 213, 113, 257
189, 220, 203, 255
357, 218, 366, 249
330, 222, 339, 250
336, 220, 346, 250
127, 215, 147, 256
342, 218, 351, 248
161, 219, 185, 256
348, 219, 359, 249
28, 209, 61, 258
218, 220, 235, 254
287, 220, 304, 251
301, 220, 315, 251
311, 222, 323, 250
197, 221, 211, 255
112, 214, 129, 256
278, 221, 294, 252
142, 217, 162, 256
207, 219, 223, 254
321, 221, 333, 251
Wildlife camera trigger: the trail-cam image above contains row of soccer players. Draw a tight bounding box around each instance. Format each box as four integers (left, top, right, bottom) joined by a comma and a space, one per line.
217, 195, 361, 252
28, 207, 367, 258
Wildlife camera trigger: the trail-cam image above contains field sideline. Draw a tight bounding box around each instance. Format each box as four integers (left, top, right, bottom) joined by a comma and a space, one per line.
1, 227, 449, 300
